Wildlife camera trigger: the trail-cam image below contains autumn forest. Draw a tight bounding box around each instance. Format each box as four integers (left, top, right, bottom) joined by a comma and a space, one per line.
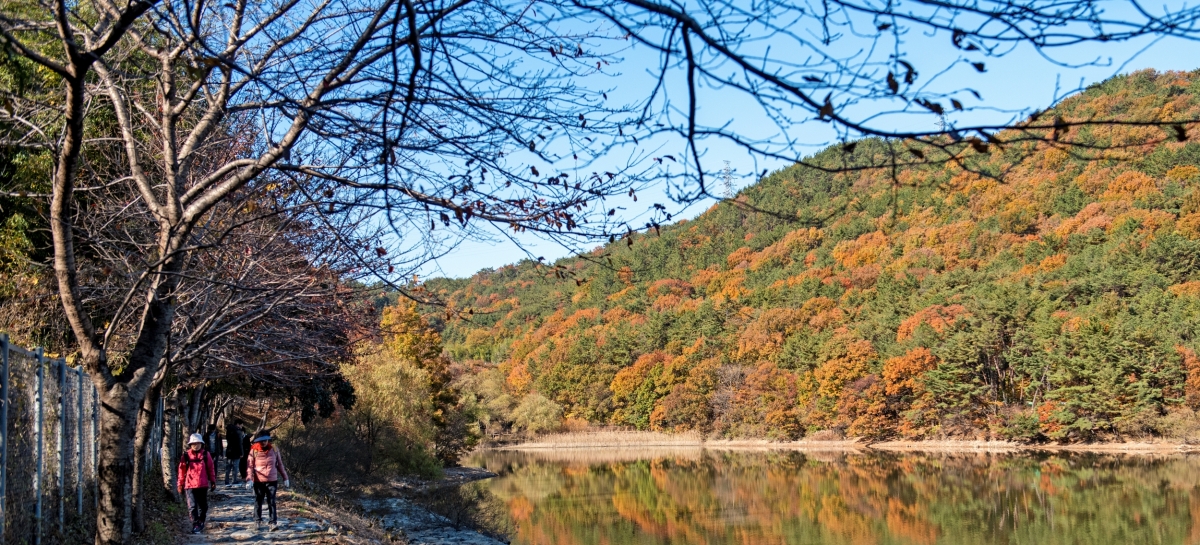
429, 70, 1200, 444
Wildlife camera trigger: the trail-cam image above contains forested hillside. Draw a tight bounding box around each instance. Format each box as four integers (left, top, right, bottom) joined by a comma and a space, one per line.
428, 70, 1200, 442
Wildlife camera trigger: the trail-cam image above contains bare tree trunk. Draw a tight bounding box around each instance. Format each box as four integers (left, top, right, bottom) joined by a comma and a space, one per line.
160, 390, 181, 503
132, 373, 165, 533
257, 399, 273, 433
94, 271, 181, 544
95, 382, 151, 545
213, 396, 234, 428
185, 385, 206, 434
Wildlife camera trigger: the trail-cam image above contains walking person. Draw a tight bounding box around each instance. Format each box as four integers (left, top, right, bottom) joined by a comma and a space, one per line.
178, 433, 218, 534
224, 420, 245, 485
205, 424, 223, 473
245, 430, 290, 530
239, 428, 252, 480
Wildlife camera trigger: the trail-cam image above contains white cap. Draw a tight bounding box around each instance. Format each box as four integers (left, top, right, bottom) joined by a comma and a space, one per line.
188, 433, 205, 445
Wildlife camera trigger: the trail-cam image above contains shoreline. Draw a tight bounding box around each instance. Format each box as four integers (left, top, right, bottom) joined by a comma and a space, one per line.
494, 431, 1200, 454
359, 467, 506, 545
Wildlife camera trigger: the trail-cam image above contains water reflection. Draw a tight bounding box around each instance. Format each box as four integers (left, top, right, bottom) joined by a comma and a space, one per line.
467, 449, 1200, 545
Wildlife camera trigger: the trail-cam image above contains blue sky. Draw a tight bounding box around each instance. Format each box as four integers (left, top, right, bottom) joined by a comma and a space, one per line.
416, 14, 1200, 280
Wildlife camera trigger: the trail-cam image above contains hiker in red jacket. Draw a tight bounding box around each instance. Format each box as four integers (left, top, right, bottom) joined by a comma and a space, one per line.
178, 433, 217, 534
245, 430, 289, 529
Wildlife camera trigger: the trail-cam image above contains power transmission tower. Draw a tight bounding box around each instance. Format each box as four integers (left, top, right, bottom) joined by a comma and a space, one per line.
722, 161, 733, 199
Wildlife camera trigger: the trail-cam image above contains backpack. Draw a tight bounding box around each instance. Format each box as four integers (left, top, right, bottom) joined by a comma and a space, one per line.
180, 449, 205, 469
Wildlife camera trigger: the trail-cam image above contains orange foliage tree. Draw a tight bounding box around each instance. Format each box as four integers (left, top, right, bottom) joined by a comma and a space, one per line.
808, 332, 877, 432
896, 305, 971, 342
722, 362, 803, 440
882, 347, 941, 438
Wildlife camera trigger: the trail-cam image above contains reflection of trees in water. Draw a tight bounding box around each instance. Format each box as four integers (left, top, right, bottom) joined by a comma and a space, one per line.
477, 451, 1200, 545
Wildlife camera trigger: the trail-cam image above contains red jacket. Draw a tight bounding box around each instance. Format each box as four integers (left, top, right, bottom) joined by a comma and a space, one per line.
177, 449, 216, 490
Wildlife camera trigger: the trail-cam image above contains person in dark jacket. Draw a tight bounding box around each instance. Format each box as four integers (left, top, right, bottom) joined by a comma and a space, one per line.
205, 424, 222, 470
223, 420, 244, 485
239, 428, 253, 480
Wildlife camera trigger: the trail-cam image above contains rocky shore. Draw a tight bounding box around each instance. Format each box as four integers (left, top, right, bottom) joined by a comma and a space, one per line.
500, 430, 1200, 454
362, 467, 506, 545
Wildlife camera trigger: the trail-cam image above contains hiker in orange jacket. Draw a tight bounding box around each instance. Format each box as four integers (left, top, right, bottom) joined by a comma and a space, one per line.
245, 430, 290, 529
178, 433, 217, 534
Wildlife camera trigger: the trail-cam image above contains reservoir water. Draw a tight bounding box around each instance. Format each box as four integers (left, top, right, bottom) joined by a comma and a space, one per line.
467, 448, 1200, 545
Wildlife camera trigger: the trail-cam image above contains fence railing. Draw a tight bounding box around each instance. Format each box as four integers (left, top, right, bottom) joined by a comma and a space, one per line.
1, 334, 99, 545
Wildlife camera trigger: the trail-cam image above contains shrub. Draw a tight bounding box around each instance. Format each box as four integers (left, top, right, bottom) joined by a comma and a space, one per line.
511, 393, 564, 434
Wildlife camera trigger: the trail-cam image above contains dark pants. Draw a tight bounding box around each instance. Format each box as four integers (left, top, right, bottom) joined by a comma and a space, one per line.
224, 457, 239, 484
253, 481, 279, 524
185, 488, 210, 526
239, 456, 248, 480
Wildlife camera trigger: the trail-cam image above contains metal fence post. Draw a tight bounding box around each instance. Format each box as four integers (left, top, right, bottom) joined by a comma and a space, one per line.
35, 347, 44, 545
76, 368, 83, 516
57, 360, 65, 531
156, 396, 163, 471
92, 383, 98, 514
144, 399, 153, 475
0, 334, 9, 540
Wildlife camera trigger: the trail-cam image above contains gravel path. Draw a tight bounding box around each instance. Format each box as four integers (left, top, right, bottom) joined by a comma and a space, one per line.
179, 472, 506, 545
182, 484, 355, 544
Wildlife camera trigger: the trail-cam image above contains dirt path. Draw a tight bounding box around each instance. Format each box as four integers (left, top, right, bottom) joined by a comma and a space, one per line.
181, 484, 374, 544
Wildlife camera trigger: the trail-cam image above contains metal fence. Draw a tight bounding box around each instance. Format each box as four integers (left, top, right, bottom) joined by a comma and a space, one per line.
1, 334, 99, 545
